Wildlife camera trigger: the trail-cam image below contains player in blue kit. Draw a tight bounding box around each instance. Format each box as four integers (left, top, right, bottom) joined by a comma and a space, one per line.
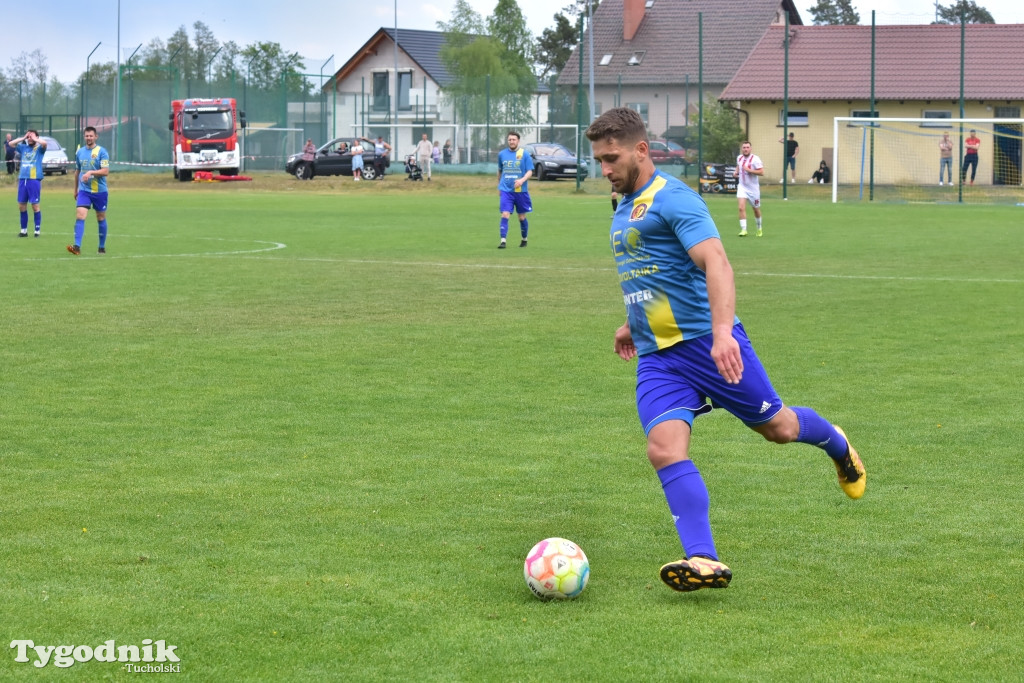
585, 108, 866, 593
496, 131, 533, 249
68, 126, 110, 255
11, 130, 48, 237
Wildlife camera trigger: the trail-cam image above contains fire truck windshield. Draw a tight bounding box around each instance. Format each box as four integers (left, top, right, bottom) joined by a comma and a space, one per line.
181, 110, 233, 139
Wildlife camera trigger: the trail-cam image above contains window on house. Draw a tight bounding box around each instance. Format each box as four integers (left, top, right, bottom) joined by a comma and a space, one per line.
599, 54, 613, 66
372, 72, 389, 112
921, 110, 953, 128
778, 110, 808, 126
627, 51, 645, 66
848, 110, 880, 127
398, 72, 412, 110
626, 102, 649, 125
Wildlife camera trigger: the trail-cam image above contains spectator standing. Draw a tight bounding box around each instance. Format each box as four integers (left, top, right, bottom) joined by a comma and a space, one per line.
432, 141, 441, 167
350, 138, 365, 181
938, 132, 953, 186
443, 139, 452, 164
415, 134, 433, 181
778, 132, 798, 184
300, 139, 316, 180
372, 136, 392, 179
962, 129, 981, 185
4, 133, 15, 175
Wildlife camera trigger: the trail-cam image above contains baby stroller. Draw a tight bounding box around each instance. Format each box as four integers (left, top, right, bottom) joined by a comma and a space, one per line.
404, 154, 423, 181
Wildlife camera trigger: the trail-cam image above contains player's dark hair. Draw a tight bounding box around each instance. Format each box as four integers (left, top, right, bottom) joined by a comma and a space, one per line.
27, 129, 38, 136
585, 107, 648, 145
506, 130, 520, 140
742, 140, 751, 146
84, 126, 97, 135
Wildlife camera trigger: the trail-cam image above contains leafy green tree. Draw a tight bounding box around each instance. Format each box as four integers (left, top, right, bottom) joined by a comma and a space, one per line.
239, 42, 306, 92
935, 0, 995, 24
7, 49, 49, 86
439, 0, 539, 153
192, 21, 220, 82
536, 14, 576, 80
535, 0, 599, 79
701, 97, 745, 163
808, 0, 861, 25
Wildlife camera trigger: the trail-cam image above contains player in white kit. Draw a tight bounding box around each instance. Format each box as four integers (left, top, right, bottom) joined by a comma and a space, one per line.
735, 141, 763, 237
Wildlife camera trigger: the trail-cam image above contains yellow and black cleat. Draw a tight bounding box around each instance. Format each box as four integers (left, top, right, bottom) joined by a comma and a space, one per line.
660, 557, 732, 592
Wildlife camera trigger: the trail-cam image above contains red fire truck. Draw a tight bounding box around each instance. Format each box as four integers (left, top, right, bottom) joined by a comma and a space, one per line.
168, 98, 246, 181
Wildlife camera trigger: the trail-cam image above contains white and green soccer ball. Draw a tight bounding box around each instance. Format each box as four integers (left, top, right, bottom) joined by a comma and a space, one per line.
523, 537, 590, 600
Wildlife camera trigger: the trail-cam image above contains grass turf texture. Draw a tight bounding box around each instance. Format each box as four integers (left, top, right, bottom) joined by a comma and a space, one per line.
2, 172, 1023, 680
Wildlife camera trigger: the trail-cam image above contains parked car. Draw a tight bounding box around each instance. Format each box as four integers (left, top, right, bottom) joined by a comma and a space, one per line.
648, 139, 690, 165
522, 142, 588, 181
41, 136, 70, 175
285, 138, 379, 180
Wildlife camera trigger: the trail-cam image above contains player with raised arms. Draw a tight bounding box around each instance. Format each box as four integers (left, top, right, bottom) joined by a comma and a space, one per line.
586, 107, 866, 593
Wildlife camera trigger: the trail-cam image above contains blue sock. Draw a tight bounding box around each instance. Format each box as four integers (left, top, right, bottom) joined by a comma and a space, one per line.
74, 219, 85, 246
792, 406, 848, 461
657, 460, 717, 560
34, 211, 41, 230
98, 219, 108, 248
20, 211, 28, 230
519, 218, 528, 239
499, 217, 509, 239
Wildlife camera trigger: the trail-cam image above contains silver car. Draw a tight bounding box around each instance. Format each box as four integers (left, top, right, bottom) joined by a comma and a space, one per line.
40, 136, 70, 176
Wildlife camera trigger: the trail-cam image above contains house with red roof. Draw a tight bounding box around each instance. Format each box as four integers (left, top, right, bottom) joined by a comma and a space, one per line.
720, 23, 1024, 187
558, 0, 803, 138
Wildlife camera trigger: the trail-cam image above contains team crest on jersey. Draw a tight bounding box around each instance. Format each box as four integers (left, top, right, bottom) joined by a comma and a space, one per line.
630, 203, 648, 221
622, 227, 645, 258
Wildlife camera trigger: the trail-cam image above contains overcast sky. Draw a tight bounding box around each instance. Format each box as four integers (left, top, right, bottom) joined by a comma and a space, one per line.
5, 0, 1024, 84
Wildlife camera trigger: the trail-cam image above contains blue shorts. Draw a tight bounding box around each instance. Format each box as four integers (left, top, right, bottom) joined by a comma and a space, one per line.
76, 190, 108, 211
635, 323, 783, 435
786, 157, 796, 171
352, 155, 364, 170
499, 190, 532, 215
17, 179, 42, 205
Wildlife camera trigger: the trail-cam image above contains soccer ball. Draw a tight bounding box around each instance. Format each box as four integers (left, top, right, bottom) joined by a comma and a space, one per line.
523, 537, 590, 600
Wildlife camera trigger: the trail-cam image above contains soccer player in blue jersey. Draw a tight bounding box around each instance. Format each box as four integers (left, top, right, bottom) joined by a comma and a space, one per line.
586, 108, 866, 593
68, 126, 110, 255
496, 131, 533, 249
12, 130, 47, 237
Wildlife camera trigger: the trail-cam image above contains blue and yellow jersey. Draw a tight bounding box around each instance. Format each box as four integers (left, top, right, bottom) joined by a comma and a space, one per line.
497, 147, 534, 193
76, 144, 110, 193
610, 170, 739, 356
17, 142, 45, 180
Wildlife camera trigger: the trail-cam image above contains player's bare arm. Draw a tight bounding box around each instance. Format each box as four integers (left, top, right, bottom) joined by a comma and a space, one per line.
689, 238, 743, 384
614, 321, 637, 361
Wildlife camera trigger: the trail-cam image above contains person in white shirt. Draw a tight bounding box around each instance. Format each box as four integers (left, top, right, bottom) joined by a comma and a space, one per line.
415, 133, 433, 181
735, 141, 764, 237
350, 139, 365, 181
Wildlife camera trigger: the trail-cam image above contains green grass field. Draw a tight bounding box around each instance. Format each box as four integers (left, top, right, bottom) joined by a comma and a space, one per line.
2, 172, 1023, 680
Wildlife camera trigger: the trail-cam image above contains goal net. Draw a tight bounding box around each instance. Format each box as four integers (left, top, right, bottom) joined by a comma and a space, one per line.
832, 117, 1023, 203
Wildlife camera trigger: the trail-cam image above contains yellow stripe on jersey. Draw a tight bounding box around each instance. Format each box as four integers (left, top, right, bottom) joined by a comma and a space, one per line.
90, 146, 101, 193
515, 148, 524, 192
630, 175, 683, 348
646, 293, 684, 350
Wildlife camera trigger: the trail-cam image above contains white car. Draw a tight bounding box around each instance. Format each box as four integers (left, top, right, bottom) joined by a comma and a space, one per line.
40, 136, 70, 176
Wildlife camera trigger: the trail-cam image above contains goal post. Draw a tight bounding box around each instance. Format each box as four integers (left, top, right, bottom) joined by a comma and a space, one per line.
831, 117, 1024, 203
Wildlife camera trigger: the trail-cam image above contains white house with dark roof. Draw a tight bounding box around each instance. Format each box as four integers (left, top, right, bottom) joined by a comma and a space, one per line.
557, 0, 802, 138
326, 28, 551, 159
